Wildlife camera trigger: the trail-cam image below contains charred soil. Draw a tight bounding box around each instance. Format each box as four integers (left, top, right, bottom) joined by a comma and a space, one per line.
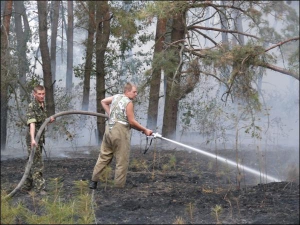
1, 145, 299, 224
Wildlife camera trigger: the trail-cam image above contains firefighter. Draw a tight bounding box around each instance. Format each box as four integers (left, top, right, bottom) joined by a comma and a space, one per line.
90, 82, 152, 189
23, 85, 55, 194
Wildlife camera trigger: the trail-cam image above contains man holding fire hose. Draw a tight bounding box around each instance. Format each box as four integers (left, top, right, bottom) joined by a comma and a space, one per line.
23, 85, 55, 193
89, 82, 153, 189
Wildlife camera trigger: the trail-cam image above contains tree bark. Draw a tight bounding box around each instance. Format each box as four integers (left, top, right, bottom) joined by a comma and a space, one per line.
82, 1, 96, 111
230, 3, 246, 103
37, 0, 55, 116
162, 11, 186, 139
60, 2, 65, 64
219, 3, 230, 93
147, 17, 167, 131
14, 0, 30, 97
66, 1, 73, 93
50, 0, 60, 84
232, 1, 244, 46
1, 0, 13, 151
95, 1, 110, 143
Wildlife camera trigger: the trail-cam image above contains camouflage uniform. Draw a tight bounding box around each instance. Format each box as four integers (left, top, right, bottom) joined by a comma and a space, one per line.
24, 99, 47, 191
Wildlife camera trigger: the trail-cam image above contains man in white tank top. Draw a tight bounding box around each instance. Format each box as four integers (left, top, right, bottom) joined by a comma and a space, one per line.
90, 82, 153, 189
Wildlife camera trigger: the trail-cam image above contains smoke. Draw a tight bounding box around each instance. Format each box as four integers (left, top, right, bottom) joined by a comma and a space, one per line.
2, 0, 298, 188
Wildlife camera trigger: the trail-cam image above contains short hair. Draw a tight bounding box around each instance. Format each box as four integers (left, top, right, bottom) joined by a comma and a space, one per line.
123, 82, 136, 93
33, 85, 45, 93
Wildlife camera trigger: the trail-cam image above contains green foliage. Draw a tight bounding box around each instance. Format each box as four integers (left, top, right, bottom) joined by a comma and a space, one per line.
73, 59, 96, 80
1, 190, 26, 224
139, 1, 189, 20
201, 42, 271, 109
244, 123, 262, 139
110, 4, 138, 52
73, 1, 91, 29
130, 158, 149, 171
231, 44, 266, 68
173, 216, 185, 224
46, 177, 64, 201
203, 43, 272, 70
25, 198, 76, 224
99, 165, 113, 189
1, 179, 96, 224
138, 33, 154, 44
182, 107, 194, 127
151, 50, 180, 76
5, 0, 299, 163
185, 202, 195, 221
162, 154, 177, 172
169, 154, 177, 169
211, 204, 223, 224
75, 193, 95, 224
24, 75, 44, 94
287, 50, 299, 76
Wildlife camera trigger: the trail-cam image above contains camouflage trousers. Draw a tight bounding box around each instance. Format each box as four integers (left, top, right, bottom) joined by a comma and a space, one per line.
24, 143, 45, 191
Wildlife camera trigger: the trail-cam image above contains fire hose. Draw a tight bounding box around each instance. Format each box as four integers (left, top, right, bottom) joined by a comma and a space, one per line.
144, 132, 162, 154
4, 110, 108, 200
144, 133, 281, 182
5, 114, 280, 200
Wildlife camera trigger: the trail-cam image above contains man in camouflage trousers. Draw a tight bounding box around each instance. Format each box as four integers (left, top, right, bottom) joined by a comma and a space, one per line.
23, 85, 55, 193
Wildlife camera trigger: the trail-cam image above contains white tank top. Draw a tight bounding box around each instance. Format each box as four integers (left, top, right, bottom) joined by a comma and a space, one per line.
108, 94, 131, 128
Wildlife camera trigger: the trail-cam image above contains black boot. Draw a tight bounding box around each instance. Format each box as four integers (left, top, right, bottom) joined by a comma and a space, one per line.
89, 181, 97, 189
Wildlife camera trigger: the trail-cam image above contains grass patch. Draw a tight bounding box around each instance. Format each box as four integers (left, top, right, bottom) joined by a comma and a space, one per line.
1, 179, 96, 224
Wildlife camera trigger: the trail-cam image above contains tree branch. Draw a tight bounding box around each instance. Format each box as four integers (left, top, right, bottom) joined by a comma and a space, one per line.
191, 29, 219, 47
264, 37, 300, 52
258, 62, 299, 80
188, 25, 259, 40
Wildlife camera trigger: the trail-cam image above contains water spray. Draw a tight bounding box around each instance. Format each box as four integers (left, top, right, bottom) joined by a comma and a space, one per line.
150, 132, 281, 183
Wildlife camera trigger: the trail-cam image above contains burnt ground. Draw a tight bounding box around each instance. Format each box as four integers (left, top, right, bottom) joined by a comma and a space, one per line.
1, 144, 299, 224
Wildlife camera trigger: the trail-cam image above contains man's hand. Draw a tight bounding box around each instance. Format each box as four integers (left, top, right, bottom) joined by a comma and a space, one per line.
31, 139, 37, 148
49, 116, 55, 123
144, 129, 153, 136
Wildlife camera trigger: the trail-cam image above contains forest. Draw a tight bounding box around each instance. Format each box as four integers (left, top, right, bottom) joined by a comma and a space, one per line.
1, 1, 299, 224
1, 0, 299, 149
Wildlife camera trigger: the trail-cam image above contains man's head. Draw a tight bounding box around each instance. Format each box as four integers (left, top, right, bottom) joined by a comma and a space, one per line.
124, 82, 138, 100
33, 85, 45, 103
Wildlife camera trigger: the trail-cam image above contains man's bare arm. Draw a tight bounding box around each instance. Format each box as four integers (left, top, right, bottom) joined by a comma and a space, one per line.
101, 96, 113, 115
30, 123, 37, 147
126, 102, 152, 136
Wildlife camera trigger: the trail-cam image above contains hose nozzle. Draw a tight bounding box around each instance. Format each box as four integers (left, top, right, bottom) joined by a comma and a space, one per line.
152, 132, 162, 138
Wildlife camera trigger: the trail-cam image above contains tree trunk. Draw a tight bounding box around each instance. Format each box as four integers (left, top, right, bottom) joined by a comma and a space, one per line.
95, 1, 110, 143
14, 0, 30, 97
1, 0, 13, 151
1, 1, 5, 14
60, 2, 65, 64
162, 11, 186, 139
82, 1, 96, 111
231, 4, 246, 104
37, 0, 55, 116
232, 2, 244, 46
66, 1, 73, 93
50, 0, 60, 84
147, 17, 167, 131
219, 3, 230, 93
